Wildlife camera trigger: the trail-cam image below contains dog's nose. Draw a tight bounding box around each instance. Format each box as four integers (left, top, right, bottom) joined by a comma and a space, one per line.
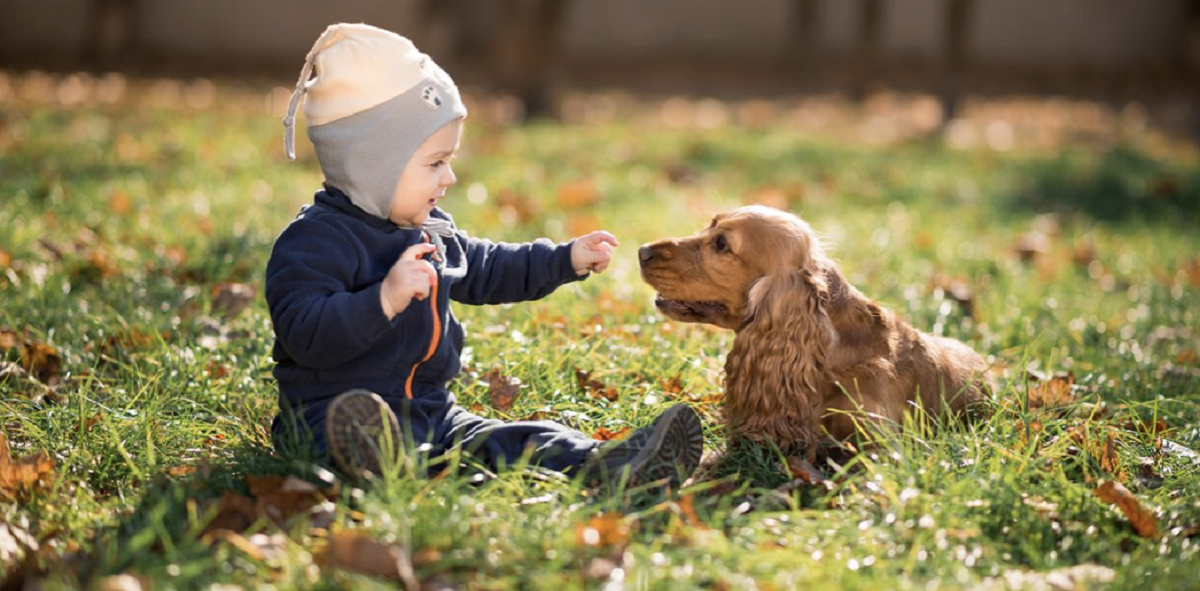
638, 245, 655, 265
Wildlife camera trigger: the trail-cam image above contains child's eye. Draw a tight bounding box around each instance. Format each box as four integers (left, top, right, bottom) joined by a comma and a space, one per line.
431, 161, 444, 169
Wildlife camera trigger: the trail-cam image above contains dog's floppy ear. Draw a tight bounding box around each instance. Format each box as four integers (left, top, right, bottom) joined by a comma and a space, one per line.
724, 269, 835, 454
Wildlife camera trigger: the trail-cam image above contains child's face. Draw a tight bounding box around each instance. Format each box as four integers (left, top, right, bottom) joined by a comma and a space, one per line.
389, 119, 462, 226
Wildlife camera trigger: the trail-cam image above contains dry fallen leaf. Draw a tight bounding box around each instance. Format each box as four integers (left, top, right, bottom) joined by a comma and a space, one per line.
320, 529, 418, 585
247, 475, 336, 529
677, 494, 707, 529
108, 190, 133, 215
1025, 370, 1075, 410
0, 432, 56, 501
576, 513, 632, 549
576, 368, 619, 402
495, 188, 539, 224
0, 328, 18, 350
592, 426, 631, 441
202, 490, 259, 535
211, 283, 257, 319
785, 457, 826, 485
1013, 231, 1051, 262
658, 375, 685, 398
742, 185, 790, 210
1094, 480, 1159, 538
20, 341, 62, 387
566, 213, 602, 238
484, 369, 521, 412
556, 178, 600, 209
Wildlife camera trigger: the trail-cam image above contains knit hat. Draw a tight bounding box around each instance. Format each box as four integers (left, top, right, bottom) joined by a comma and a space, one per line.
283, 23, 468, 221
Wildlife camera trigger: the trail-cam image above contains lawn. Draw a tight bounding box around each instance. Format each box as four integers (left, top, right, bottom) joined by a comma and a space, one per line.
2, 72, 1199, 590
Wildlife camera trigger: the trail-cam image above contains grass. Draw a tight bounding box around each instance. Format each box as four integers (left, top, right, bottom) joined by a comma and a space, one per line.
2, 72, 1199, 590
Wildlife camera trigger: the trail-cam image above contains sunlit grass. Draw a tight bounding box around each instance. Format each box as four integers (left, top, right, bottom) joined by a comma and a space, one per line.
1, 72, 1198, 589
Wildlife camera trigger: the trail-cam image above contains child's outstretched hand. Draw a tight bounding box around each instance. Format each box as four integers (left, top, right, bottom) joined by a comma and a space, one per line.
380, 243, 439, 319
571, 231, 619, 276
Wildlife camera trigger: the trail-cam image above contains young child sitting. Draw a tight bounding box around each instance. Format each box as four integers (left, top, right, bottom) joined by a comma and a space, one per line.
267, 23, 702, 490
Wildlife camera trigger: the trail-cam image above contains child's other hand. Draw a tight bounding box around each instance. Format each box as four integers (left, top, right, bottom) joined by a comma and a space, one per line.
571, 231, 619, 276
381, 243, 439, 319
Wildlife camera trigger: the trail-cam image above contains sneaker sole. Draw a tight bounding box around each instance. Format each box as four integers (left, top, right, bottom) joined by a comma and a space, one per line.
325, 389, 401, 478
624, 404, 704, 490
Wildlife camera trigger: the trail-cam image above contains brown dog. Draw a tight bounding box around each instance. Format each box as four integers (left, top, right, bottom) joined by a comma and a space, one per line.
639, 205, 991, 457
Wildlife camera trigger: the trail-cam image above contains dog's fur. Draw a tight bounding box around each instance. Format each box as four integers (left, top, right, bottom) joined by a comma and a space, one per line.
639, 205, 991, 456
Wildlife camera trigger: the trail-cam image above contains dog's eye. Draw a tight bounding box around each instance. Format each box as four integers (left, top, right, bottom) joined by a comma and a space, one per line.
713, 235, 730, 254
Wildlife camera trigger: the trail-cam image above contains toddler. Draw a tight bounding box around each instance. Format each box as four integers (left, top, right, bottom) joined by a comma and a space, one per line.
266, 23, 702, 489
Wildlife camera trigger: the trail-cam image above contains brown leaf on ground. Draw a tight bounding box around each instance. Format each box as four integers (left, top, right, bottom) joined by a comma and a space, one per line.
204, 530, 288, 564
556, 178, 600, 209
576, 513, 632, 549
202, 490, 259, 535
247, 475, 337, 529
1186, 256, 1200, 288
0, 328, 18, 350
166, 466, 196, 477
1025, 370, 1075, 410
0, 248, 10, 270
211, 283, 257, 319
566, 213, 602, 238
785, 457, 827, 485
677, 494, 707, 529
658, 375, 685, 398
592, 426, 630, 441
1119, 417, 1171, 437
495, 188, 540, 224
320, 529, 418, 585
1094, 480, 1159, 538
742, 185, 790, 210
108, 190, 133, 215
576, 368, 619, 402
484, 369, 521, 412
1136, 458, 1165, 489
931, 274, 976, 319
1065, 425, 1125, 481
0, 433, 56, 501
20, 342, 62, 387
1013, 231, 1051, 263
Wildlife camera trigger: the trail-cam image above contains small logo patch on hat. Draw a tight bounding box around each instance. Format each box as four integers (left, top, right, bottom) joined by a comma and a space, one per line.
420, 86, 443, 110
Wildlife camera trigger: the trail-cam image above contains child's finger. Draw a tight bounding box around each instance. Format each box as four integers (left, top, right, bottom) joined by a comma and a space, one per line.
399, 242, 439, 262
414, 260, 438, 287
588, 231, 619, 248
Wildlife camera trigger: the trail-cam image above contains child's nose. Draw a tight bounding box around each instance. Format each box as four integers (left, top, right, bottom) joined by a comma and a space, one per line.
442, 165, 457, 187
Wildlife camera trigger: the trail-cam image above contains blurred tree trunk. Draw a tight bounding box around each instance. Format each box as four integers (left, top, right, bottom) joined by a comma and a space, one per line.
785, 0, 820, 77
941, 0, 973, 126
84, 0, 141, 70
493, 0, 569, 120
852, 0, 883, 101
1186, 0, 1200, 143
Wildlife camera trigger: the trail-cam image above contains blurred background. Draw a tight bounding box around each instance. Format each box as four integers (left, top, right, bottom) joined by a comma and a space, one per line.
1, 0, 1199, 140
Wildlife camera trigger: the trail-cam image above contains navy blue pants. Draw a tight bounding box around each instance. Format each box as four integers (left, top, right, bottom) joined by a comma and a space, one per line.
272, 390, 601, 475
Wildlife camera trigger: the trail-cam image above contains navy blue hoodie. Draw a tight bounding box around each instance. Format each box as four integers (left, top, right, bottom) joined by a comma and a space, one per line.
265, 186, 584, 406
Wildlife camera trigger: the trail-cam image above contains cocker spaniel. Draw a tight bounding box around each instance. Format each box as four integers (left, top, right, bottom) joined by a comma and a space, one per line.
639, 205, 991, 457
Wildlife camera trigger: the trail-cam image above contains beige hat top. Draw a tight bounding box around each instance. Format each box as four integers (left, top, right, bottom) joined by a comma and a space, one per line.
283, 23, 467, 221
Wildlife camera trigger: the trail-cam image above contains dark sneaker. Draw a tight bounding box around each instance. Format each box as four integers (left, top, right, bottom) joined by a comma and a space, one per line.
325, 389, 402, 478
580, 404, 704, 491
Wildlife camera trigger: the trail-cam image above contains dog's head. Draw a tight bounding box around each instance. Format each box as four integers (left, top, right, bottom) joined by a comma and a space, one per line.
638, 205, 828, 330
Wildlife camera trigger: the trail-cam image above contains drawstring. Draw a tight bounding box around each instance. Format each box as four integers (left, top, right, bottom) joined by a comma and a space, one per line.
421, 217, 455, 237
282, 57, 312, 160
283, 26, 341, 160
